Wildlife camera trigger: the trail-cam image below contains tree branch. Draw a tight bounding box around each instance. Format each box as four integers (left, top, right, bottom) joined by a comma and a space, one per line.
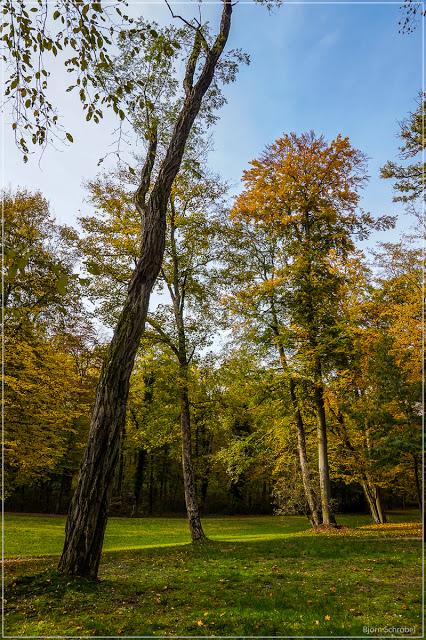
134, 123, 158, 222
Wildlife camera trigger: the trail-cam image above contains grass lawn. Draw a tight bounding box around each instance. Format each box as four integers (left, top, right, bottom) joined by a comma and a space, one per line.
4, 512, 423, 637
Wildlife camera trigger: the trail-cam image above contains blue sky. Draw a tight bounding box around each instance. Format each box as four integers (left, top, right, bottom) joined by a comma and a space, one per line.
3, 1, 423, 245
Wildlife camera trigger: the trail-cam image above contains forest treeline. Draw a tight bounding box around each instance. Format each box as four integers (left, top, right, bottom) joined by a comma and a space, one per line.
4, 102, 423, 527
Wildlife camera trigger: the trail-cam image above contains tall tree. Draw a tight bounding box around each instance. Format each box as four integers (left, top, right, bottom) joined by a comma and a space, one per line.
220, 220, 321, 525
231, 131, 392, 526
58, 3, 235, 577
144, 171, 224, 540
78, 161, 225, 540
3, 189, 95, 498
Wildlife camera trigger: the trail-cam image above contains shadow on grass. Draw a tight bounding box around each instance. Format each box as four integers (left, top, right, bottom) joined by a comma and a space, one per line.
5, 533, 422, 637
7, 533, 421, 586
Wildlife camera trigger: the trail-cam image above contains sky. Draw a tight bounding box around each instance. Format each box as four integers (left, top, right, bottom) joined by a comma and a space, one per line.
2, 1, 423, 247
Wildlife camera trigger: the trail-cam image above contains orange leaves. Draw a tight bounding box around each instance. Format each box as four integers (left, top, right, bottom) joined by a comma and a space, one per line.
231, 131, 367, 231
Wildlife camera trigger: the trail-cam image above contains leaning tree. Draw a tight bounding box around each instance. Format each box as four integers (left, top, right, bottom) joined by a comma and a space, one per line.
3, 0, 278, 578
57, 1, 235, 578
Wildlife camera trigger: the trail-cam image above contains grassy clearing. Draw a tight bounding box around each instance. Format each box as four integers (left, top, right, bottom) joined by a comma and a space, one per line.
4, 512, 423, 637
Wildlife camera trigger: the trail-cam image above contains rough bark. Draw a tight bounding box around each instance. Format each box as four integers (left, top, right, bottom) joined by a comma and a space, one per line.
58, 1, 232, 577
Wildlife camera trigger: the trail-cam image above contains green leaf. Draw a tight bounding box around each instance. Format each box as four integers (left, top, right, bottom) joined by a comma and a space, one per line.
86, 261, 102, 276
55, 275, 68, 296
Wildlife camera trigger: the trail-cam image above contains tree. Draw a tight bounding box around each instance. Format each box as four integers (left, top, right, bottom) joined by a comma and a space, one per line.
5, 330, 93, 497
381, 93, 425, 218
58, 2, 235, 577
2, 188, 78, 320
3, 189, 97, 501
127, 348, 181, 513
399, 0, 426, 33
321, 237, 422, 522
220, 220, 321, 525
2, 0, 133, 158
78, 160, 226, 540
144, 171, 225, 540
231, 131, 392, 526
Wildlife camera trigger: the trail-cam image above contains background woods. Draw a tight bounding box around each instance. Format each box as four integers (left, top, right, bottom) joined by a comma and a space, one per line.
4, 118, 423, 523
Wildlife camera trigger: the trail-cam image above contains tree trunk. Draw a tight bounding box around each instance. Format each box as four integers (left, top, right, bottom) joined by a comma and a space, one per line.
314, 377, 337, 527
374, 486, 386, 524
289, 378, 321, 527
275, 335, 321, 527
160, 445, 169, 501
58, 1, 232, 577
361, 480, 381, 523
132, 448, 146, 516
149, 450, 155, 515
180, 365, 205, 542
412, 453, 422, 512
55, 473, 65, 514
116, 422, 126, 497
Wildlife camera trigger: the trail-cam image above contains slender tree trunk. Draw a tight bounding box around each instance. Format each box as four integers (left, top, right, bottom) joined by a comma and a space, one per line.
361, 480, 381, 523
198, 427, 212, 512
412, 453, 422, 512
179, 364, 205, 541
275, 336, 321, 526
132, 448, 146, 516
58, 1, 232, 577
289, 378, 321, 526
314, 371, 337, 527
55, 473, 66, 514
374, 486, 386, 524
160, 445, 169, 501
200, 475, 209, 512
116, 423, 126, 497
149, 451, 155, 515
166, 188, 205, 540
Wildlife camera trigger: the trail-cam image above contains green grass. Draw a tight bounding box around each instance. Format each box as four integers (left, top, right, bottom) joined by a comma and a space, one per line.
4, 512, 423, 637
